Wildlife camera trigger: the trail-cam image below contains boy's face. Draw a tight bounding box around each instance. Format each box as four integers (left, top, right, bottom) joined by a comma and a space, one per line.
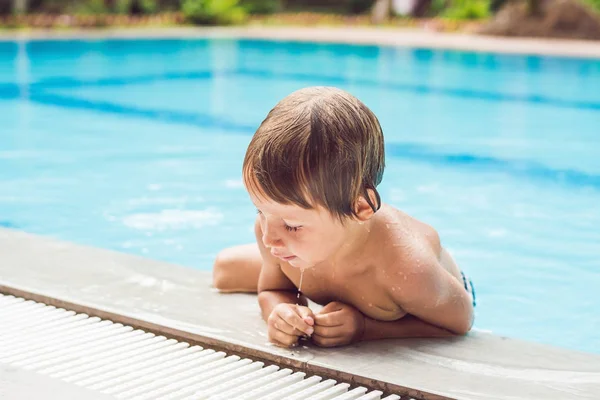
251, 194, 349, 269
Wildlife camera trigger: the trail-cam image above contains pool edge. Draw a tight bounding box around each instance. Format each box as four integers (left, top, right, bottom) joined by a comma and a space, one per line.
0, 282, 446, 400
1, 228, 599, 400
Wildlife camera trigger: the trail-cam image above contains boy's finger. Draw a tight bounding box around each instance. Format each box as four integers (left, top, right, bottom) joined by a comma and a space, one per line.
319, 301, 344, 315
296, 306, 315, 326
312, 333, 344, 348
294, 316, 315, 336
314, 311, 343, 327
274, 316, 304, 336
271, 330, 298, 348
279, 307, 313, 336
313, 324, 344, 338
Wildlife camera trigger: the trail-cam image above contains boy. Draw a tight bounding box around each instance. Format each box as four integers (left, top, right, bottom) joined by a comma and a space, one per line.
213, 87, 475, 348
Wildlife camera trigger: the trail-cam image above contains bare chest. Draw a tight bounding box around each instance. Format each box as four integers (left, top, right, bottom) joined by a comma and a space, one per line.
282, 264, 408, 321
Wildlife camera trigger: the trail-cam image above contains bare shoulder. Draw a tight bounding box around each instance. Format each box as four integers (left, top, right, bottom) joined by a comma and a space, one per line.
373, 205, 467, 302
369, 206, 441, 291
375, 204, 442, 264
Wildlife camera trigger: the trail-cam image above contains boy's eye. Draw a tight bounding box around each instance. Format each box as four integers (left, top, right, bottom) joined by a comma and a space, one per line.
285, 224, 301, 232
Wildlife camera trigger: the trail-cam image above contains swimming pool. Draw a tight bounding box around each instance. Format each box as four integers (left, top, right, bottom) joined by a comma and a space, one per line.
0, 37, 598, 354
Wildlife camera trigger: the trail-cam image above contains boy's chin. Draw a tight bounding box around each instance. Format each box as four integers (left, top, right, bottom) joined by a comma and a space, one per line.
287, 258, 311, 269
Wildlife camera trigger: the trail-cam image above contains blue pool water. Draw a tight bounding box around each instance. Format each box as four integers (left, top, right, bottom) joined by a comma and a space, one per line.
0, 38, 599, 354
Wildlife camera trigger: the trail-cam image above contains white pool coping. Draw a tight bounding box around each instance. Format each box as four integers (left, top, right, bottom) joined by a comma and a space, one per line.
1, 26, 600, 59
1, 228, 599, 400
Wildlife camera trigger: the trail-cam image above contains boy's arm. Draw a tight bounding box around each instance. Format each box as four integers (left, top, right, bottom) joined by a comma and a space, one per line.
362, 314, 454, 340
253, 217, 306, 321
314, 252, 472, 346
357, 244, 473, 341
312, 300, 453, 347
387, 250, 474, 336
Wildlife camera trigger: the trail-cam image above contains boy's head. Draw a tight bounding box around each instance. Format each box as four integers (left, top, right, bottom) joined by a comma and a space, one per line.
243, 87, 385, 268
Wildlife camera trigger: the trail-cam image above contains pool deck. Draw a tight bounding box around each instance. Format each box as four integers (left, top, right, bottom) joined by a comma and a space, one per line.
0, 363, 115, 400
1, 26, 600, 58
1, 228, 600, 400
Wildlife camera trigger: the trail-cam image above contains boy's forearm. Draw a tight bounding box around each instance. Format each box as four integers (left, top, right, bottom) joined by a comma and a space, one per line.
257, 290, 307, 321
362, 314, 455, 341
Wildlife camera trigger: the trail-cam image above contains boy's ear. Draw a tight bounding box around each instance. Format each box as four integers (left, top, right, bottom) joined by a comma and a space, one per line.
354, 189, 378, 222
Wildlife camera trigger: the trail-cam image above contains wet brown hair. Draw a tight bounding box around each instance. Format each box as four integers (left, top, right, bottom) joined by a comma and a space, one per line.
243, 86, 385, 220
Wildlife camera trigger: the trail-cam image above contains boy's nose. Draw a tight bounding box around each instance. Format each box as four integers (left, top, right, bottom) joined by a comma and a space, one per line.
261, 225, 282, 248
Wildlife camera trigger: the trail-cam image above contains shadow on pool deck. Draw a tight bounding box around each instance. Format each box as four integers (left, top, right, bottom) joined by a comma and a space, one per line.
1, 228, 599, 400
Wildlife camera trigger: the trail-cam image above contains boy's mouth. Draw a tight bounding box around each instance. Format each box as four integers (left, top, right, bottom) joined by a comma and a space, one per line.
272, 251, 296, 262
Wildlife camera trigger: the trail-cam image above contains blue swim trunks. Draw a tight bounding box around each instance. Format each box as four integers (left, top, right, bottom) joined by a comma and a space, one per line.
461, 271, 476, 307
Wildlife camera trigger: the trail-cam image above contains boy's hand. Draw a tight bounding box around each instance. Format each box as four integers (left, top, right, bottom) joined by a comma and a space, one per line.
313, 302, 366, 348
267, 303, 315, 348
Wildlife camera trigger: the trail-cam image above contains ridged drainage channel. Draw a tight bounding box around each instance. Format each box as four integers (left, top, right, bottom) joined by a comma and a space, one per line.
0, 294, 405, 400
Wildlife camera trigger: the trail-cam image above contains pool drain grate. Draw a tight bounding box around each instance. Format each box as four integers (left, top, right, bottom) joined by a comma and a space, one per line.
0, 293, 404, 400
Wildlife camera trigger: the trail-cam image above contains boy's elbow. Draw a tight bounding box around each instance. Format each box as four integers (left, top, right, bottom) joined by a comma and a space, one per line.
442, 306, 473, 336
453, 311, 474, 336
257, 290, 271, 306
258, 290, 284, 316
212, 252, 229, 291
443, 321, 470, 337
453, 323, 471, 336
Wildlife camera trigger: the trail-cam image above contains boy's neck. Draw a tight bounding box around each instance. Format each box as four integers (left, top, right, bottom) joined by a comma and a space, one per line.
329, 216, 377, 271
